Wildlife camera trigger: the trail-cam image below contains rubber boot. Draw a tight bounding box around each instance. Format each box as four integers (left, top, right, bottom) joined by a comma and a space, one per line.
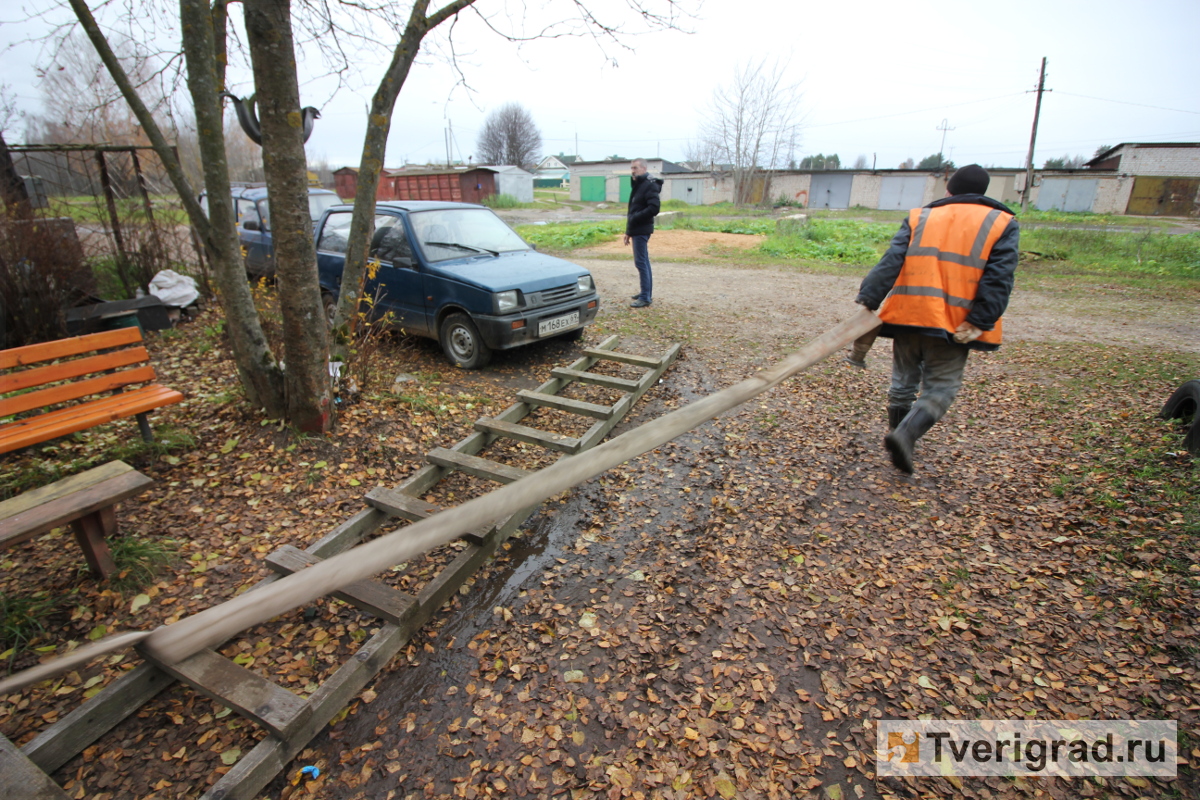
887, 405, 910, 432
884, 408, 937, 474
844, 330, 878, 368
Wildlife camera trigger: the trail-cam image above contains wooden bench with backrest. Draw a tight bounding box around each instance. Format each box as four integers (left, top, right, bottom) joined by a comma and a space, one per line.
0, 460, 153, 578
0, 326, 183, 455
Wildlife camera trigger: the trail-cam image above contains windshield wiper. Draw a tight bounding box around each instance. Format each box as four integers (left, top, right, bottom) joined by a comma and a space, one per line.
423, 241, 499, 256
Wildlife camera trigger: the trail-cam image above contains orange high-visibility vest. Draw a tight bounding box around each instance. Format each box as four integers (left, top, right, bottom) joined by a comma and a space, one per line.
878, 203, 1014, 346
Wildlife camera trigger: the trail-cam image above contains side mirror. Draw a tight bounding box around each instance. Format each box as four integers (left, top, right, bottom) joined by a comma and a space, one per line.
243, 219, 260, 231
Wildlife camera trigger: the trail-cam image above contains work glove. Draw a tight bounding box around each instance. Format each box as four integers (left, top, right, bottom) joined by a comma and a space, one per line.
953, 322, 982, 344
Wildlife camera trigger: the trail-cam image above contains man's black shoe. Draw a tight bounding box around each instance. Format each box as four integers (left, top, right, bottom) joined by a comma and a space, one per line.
630, 299, 651, 308
631, 295, 641, 299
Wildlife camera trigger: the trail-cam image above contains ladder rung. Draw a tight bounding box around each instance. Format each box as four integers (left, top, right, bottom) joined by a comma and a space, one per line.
517, 390, 611, 419
426, 447, 529, 484
582, 348, 661, 368
161, 649, 311, 738
266, 545, 418, 624
551, 367, 640, 392
474, 418, 582, 454
364, 486, 439, 521
365, 487, 489, 544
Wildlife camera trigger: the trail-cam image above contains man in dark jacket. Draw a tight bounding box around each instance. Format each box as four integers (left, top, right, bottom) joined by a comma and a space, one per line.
623, 158, 662, 308
855, 164, 1019, 473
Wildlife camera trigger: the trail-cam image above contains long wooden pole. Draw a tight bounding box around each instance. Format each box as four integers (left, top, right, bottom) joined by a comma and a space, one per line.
0, 309, 880, 694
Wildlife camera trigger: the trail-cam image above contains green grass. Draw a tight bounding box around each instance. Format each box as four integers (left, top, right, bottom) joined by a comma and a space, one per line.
1021, 228, 1200, 279
516, 220, 623, 251
759, 219, 895, 264
45, 194, 190, 226
659, 216, 776, 236
0, 590, 67, 666
108, 535, 179, 592
481, 193, 544, 210
1009, 205, 1179, 228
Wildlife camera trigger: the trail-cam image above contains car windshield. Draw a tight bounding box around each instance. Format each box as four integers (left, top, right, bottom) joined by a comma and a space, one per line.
409, 208, 529, 262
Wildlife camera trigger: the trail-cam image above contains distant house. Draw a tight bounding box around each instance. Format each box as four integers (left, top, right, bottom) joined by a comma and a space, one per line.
535, 153, 579, 187
1085, 143, 1200, 216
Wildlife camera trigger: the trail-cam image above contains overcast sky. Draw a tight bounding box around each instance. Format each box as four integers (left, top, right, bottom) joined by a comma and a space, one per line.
3, 0, 1198, 171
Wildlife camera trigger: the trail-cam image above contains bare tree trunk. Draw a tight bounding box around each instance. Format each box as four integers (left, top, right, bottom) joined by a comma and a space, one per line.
243, 0, 332, 433
330, 0, 477, 352
69, 0, 287, 416
179, 0, 285, 415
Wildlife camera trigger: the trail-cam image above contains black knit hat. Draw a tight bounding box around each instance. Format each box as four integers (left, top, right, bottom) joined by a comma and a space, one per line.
947, 164, 990, 195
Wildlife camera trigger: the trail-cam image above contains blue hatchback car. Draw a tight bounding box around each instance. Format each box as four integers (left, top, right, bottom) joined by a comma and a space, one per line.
315, 201, 599, 368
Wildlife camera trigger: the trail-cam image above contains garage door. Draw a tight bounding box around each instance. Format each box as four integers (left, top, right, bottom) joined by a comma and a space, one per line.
579, 176, 605, 202
1126, 177, 1200, 216
1037, 178, 1098, 212
878, 176, 926, 210
670, 179, 704, 205
809, 174, 853, 209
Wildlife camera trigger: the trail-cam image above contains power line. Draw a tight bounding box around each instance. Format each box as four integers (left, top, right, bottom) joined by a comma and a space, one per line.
1053, 92, 1200, 116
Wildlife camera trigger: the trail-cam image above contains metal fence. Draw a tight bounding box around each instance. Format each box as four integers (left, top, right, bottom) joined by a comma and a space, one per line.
4, 144, 203, 300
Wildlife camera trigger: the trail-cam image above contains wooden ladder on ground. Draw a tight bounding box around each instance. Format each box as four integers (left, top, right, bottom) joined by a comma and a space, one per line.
5, 335, 680, 800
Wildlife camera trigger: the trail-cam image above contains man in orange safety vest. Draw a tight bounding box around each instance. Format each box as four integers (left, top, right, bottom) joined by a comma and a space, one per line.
854, 164, 1020, 473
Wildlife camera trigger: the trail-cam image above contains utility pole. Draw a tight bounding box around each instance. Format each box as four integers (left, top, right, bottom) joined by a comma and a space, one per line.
936, 118, 955, 166
1022, 57, 1049, 213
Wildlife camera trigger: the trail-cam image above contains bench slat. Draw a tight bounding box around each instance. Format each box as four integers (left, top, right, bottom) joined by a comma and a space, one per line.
0, 461, 134, 523
0, 469, 153, 547
0, 327, 143, 370
3, 365, 158, 417
1, 346, 150, 395
0, 385, 183, 455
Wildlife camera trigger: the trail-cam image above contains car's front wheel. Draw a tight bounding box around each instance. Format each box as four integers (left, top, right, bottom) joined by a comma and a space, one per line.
439, 313, 492, 369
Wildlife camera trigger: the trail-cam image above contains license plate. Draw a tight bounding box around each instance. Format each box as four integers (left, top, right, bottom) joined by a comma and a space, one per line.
538, 311, 579, 337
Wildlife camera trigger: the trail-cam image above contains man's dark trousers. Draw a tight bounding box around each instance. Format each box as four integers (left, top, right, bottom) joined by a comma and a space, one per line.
631, 234, 652, 303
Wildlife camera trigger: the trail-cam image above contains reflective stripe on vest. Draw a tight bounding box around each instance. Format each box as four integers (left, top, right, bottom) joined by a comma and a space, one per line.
878, 204, 1013, 345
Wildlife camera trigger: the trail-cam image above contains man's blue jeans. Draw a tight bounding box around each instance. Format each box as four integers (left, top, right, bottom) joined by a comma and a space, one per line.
888, 332, 970, 422
631, 234, 652, 302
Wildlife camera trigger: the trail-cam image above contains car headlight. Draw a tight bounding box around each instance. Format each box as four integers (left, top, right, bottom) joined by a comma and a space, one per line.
495, 290, 519, 313
577, 274, 594, 293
